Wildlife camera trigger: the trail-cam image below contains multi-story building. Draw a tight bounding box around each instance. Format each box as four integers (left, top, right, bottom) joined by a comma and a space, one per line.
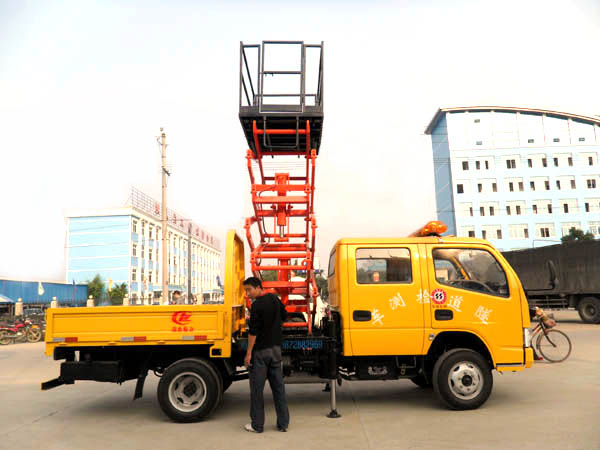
426, 106, 600, 250
66, 188, 221, 303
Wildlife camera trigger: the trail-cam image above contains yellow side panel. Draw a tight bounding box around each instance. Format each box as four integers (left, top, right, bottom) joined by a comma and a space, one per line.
225, 230, 245, 336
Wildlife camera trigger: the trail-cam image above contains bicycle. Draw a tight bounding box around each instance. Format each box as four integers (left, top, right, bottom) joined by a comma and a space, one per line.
530, 308, 572, 363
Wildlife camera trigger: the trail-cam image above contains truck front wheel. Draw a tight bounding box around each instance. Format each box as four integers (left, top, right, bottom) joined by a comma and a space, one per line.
432, 349, 493, 410
577, 297, 600, 324
157, 358, 223, 422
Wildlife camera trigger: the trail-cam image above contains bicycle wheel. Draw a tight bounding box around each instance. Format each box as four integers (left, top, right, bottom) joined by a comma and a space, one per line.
536, 329, 572, 363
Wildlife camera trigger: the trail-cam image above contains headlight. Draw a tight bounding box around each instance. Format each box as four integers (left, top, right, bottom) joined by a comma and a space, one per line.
523, 328, 531, 347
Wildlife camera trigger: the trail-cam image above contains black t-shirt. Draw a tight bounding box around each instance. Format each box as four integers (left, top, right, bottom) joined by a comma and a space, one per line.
248, 293, 288, 351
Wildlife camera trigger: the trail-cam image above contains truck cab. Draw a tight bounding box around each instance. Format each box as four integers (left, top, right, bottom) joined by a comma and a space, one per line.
327, 221, 534, 409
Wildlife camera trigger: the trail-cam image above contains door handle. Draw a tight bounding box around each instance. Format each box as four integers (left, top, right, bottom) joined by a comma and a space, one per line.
353, 310, 372, 322
435, 309, 453, 321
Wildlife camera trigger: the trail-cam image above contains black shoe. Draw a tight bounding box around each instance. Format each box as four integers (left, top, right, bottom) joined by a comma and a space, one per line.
277, 426, 288, 432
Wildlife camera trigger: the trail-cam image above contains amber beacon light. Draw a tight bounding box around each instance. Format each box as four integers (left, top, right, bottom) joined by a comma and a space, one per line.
410, 221, 448, 237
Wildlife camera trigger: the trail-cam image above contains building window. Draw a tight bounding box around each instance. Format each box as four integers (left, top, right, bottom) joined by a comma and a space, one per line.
485, 160, 489, 170
149, 272, 153, 283
482, 230, 487, 239
579, 137, 585, 142
528, 159, 533, 168
571, 179, 576, 189
530, 181, 535, 191
589, 156, 594, 166
506, 159, 516, 169
524, 228, 529, 239
497, 229, 502, 239
469, 207, 474, 217
587, 179, 597, 189
489, 206, 495, 216
457, 184, 464, 194
474, 119, 480, 123
132, 268, 137, 282
509, 182, 514, 192
545, 180, 550, 190
533, 205, 538, 214
132, 221, 138, 233
553, 138, 560, 143
542, 158, 547, 167
476, 161, 481, 170
132, 243, 137, 256
478, 183, 483, 193
553, 157, 559, 167
516, 205, 522, 215
585, 203, 590, 212
547, 204, 553, 214
141, 246, 145, 259
476, 141, 483, 146
528, 139, 535, 144
492, 183, 497, 192
468, 230, 475, 238
506, 206, 511, 216
141, 222, 146, 235
563, 204, 569, 213
480, 207, 485, 216
568, 157, 573, 166
556, 180, 561, 190
541, 228, 550, 238
462, 161, 469, 170
149, 250, 153, 261
149, 226, 154, 239
518, 182, 524, 191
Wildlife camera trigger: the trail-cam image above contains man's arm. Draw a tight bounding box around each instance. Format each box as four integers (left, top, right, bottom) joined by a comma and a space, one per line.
245, 303, 261, 367
279, 299, 288, 322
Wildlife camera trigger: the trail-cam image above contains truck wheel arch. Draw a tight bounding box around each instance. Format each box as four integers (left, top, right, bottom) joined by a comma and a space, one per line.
426, 331, 494, 370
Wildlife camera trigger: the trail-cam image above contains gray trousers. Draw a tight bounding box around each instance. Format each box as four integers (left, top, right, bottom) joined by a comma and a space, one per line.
249, 346, 289, 432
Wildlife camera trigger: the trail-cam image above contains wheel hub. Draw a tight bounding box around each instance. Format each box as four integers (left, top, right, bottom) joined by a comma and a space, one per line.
448, 361, 483, 400
168, 372, 207, 412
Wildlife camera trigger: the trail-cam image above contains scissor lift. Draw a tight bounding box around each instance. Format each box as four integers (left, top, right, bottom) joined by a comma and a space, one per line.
239, 41, 324, 334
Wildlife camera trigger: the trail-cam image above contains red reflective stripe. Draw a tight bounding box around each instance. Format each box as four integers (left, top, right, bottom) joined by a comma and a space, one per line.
65, 337, 78, 343
133, 336, 147, 342
194, 335, 207, 341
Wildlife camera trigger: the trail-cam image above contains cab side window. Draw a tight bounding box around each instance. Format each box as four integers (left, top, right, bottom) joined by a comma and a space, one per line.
356, 248, 412, 284
433, 248, 509, 297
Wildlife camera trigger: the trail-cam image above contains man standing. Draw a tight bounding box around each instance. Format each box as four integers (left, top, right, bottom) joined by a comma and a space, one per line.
243, 277, 289, 433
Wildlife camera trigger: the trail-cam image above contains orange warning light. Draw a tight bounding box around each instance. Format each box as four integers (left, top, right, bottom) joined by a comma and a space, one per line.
410, 221, 448, 237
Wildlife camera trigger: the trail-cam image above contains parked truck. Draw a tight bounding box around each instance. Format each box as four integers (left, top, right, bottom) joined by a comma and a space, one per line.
43, 225, 534, 421
503, 240, 600, 324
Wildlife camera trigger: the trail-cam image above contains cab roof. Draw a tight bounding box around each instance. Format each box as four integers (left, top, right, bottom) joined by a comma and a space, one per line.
333, 236, 492, 248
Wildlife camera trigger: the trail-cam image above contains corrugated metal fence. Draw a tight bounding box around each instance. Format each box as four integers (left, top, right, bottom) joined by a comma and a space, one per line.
0, 279, 88, 305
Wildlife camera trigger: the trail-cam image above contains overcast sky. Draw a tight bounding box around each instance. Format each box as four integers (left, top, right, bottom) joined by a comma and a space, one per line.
1, 0, 600, 282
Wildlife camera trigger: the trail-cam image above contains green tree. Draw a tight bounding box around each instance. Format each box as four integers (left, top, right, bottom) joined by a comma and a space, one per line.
261, 271, 278, 282
87, 274, 105, 305
315, 273, 329, 300
561, 227, 595, 243
108, 283, 128, 305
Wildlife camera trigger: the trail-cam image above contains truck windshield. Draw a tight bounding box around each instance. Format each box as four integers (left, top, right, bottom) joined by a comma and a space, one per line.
433, 248, 509, 297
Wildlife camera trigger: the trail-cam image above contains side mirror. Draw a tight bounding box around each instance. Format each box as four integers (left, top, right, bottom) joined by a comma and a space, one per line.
547, 260, 559, 290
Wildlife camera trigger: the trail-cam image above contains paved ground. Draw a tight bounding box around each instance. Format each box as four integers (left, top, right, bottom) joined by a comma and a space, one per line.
0, 311, 598, 450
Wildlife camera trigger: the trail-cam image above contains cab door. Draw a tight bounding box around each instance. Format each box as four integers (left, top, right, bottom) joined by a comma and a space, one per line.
348, 244, 425, 356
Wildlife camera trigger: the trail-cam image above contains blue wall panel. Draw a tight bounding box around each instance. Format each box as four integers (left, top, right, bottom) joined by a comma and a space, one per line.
431, 115, 457, 234
0, 279, 88, 304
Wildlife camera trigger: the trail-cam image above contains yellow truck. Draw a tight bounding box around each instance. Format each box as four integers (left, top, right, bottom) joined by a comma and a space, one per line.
43, 224, 534, 422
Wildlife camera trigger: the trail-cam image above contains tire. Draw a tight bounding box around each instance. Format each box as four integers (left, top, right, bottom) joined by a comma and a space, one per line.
157, 358, 223, 422
0, 330, 12, 345
536, 329, 572, 363
410, 375, 432, 389
432, 348, 493, 410
27, 327, 42, 343
577, 297, 600, 324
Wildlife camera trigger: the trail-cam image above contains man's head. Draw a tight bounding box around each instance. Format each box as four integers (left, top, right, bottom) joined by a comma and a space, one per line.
173, 290, 181, 299
243, 277, 264, 299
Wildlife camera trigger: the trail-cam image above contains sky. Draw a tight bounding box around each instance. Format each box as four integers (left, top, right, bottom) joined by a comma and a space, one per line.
1, 0, 600, 282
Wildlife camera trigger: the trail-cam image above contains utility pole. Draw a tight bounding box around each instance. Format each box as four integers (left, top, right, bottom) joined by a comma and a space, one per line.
187, 222, 192, 302
159, 128, 170, 305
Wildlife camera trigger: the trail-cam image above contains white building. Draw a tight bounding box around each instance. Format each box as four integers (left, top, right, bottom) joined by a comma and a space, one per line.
426, 106, 600, 250
66, 188, 221, 303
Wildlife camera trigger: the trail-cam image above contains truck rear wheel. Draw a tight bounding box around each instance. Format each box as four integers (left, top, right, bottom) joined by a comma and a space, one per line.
432, 348, 493, 410
577, 297, 600, 324
157, 358, 223, 422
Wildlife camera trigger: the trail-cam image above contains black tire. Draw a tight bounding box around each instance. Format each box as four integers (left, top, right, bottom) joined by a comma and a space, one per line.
410, 375, 432, 388
157, 358, 223, 423
27, 327, 42, 343
577, 297, 600, 324
0, 330, 12, 345
432, 348, 493, 410
536, 329, 572, 363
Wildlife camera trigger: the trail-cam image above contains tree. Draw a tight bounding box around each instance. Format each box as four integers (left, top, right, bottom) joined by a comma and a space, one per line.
314, 273, 329, 301
261, 271, 278, 282
108, 283, 128, 305
561, 227, 595, 243
87, 274, 105, 305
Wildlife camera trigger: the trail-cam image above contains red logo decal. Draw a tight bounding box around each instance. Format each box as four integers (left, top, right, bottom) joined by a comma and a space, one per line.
172, 311, 192, 325
431, 288, 447, 305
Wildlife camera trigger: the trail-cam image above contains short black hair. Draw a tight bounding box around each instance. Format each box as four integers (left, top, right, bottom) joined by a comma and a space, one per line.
243, 277, 262, 289
173, 290, 181, 296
